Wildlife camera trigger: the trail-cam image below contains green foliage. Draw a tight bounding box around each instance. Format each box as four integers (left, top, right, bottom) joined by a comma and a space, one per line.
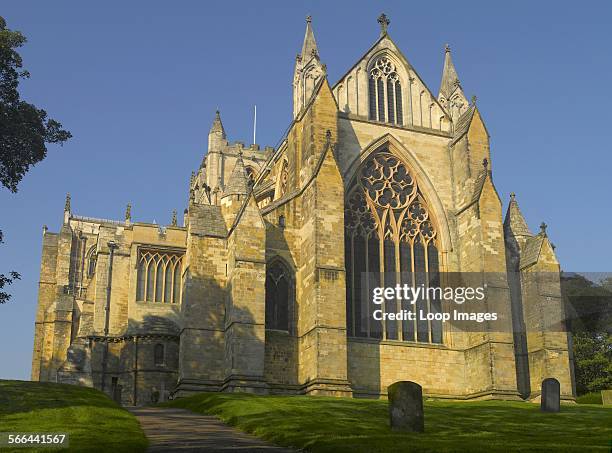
0, 380, 147, 452
0, 16, 70, 305
0, 230, 20, 304
573, 332, 612, 395
165, 392, 612, 452
561, 273, 612, 395
0, 16, 71, 193
576, 392, 603, 405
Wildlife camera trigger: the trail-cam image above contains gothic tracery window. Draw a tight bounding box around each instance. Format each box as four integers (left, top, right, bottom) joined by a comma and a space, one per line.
136, 250, 183, 304
369, 57, 403, 125
265, 260, 291, 331
344, 150, 442, 343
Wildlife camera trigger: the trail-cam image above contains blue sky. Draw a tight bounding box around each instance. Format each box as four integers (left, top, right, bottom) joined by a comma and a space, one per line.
1, 1, 611, 380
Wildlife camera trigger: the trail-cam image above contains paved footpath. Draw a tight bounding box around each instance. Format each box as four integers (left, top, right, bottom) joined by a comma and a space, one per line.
129, 407, 298, 453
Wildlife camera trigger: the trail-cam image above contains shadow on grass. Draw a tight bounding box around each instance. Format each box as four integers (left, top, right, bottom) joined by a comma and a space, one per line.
165, 393, 612, 453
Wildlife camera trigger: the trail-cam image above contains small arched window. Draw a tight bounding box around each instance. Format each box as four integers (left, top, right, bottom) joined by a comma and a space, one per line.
369, 57, 403, 125
87, 247, 97, 277
278, 215, 286, 228
154, 344, 165, 366
265, 260, 292, 331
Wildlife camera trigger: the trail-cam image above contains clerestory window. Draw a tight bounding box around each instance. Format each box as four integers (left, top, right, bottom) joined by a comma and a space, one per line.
368, 57, 403, 125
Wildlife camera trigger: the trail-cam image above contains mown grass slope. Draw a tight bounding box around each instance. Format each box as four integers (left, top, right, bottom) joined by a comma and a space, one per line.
165, 392, 612, 452
0, 380, 147, 453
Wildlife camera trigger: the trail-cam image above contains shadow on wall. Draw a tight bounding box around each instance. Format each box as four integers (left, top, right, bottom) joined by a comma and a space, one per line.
264, 221, 299, 390
178, 262, 271, 395
88, 314, 181, 406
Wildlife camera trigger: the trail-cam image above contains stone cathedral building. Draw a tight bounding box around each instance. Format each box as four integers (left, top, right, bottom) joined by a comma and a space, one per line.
32, 15, 574, 404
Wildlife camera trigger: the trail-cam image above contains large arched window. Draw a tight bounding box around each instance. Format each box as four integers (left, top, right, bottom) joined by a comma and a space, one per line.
136, 250, 183, 304
368, 57, 403, 125
265, 260, 291, 331
344, 150, 442, 343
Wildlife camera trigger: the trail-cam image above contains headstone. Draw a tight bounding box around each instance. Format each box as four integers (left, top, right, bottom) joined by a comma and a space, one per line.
541, 378, 560, 412
388, 381, 424, 432
602, 390, 612, 406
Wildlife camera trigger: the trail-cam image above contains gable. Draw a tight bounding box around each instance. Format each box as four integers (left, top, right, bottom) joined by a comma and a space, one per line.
332, 34, 451, 132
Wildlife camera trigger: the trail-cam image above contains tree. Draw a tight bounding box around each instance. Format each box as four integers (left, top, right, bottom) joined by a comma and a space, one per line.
561, 273, 612, 394
0, 16, 71, 303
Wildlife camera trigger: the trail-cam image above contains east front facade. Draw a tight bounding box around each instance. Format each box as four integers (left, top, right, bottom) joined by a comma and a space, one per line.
31, 15, 575, 405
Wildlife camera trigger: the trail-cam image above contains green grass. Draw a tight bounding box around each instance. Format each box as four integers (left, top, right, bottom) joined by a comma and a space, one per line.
164, 393, 612, 452
576, 392, 603, 405
0, 380, 147, 453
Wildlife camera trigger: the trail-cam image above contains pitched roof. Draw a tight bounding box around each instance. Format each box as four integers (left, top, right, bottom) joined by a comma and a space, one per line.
520, 234, 544, 270
223, 154, 250, 197
126, 316, 180, 336
439, 45, 461, 99
188, 204, 227, 238
450, 104, 475, 145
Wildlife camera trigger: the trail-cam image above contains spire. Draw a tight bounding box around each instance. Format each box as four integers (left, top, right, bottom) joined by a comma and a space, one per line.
300, 15, 319, 61
293, 16, 325, 118
125, 203, 131, 223
504, 193, 532, 238
439, 44, 462, 99
210, 110, 226, 139
222, 151, 250, 198
171, 209, 178, 226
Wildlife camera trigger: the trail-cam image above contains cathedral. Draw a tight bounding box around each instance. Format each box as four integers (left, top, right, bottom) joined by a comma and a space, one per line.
31, 15, 575, 404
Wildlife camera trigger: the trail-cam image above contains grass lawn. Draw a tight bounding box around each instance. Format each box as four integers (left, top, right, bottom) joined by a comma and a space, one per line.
165, 393, 612, 452
0, 380, 147, 453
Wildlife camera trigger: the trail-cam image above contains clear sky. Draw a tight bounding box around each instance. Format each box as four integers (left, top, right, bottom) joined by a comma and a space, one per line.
1, 1, 611, 380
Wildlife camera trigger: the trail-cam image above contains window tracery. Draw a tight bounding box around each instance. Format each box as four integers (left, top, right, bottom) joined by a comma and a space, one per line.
368, 57, 403, 125
345, 150, 442, 343
136, 250, 183, 304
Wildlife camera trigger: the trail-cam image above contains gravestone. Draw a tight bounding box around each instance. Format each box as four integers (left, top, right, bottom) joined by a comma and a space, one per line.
602, 390, 612, 406
388, 381, 424, 432
541, 378, 560, 412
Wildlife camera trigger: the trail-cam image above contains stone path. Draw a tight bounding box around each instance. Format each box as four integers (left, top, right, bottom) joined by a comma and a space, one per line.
129, 407, 297, 452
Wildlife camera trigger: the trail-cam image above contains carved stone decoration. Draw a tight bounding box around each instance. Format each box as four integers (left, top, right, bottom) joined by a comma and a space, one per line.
346, 152, 435, 245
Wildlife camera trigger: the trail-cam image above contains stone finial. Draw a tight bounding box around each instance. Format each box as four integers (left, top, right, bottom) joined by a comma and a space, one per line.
125, 203, 131, 222
445, 43, 451, 53
482, 158, 488, 169
171, 209, 177, 226
471, 95, 477, 105
540, 222, 548, 236
190, 171, 196, 185
306, 15, 312, 23
326, 129, 332, 142
510, 192, 516, 200
42, 225, 48, 235
64, 193, 71, 213
378, 13, 390, 35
